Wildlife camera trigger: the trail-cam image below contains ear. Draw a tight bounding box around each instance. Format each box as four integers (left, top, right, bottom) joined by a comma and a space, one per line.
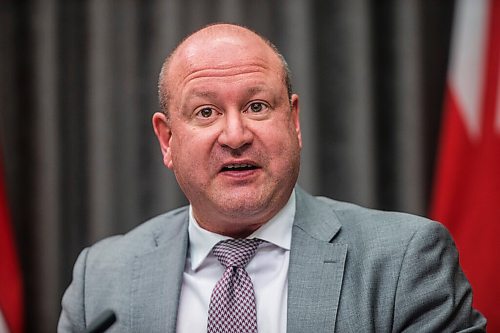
152, 112, 174, 169
290, 94, 303, 149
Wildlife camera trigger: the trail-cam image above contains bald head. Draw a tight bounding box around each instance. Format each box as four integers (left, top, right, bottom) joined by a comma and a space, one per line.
158, 23, 292, 117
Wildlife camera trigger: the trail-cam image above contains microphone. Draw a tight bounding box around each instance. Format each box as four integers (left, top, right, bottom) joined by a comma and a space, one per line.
84, 310, 117, 333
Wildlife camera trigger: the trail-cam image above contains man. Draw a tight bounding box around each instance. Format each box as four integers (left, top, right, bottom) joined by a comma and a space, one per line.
58, 23, 486, 332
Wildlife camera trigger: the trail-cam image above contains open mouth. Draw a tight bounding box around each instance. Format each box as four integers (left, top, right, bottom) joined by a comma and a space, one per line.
220, 163, 258, 172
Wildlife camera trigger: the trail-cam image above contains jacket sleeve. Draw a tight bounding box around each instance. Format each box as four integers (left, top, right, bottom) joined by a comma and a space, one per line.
392, 221, 487, 332
57, 247, 89, 333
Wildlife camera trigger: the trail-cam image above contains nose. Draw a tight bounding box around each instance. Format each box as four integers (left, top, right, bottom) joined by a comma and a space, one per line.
217, 111, 253, 149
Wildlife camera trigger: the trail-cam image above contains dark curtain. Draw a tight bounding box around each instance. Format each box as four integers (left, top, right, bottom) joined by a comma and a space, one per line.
0, 0, 454, 332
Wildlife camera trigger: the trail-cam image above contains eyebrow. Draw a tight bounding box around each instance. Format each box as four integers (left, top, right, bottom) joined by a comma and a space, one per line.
246, 86, 265, 96
187, 86, 267, 101
189, 90, 218, 99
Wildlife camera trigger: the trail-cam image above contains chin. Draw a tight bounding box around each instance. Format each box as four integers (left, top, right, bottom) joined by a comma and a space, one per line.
215, 189, 283, 220
219, 199, 268, 217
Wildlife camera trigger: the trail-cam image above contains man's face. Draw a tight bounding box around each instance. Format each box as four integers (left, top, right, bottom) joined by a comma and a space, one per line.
153, 29, 302, 236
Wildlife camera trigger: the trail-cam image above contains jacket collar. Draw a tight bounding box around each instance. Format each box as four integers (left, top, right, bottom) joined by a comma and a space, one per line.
128, 187, 348, 332
129, 207, 189, 332
287, 187, 347, 332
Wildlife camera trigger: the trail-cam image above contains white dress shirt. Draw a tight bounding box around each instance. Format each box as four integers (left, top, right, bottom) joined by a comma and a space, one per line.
176, 190, 296, 333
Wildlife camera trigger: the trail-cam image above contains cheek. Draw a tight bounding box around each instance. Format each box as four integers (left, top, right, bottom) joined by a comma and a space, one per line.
170, 130, 214, 170
259, 123, 300, 162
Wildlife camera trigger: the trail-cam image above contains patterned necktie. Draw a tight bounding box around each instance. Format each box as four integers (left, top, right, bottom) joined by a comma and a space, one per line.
207, 238, 263, 333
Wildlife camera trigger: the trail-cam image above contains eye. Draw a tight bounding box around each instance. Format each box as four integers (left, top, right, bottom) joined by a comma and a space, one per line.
248, 102, 266, 113
197, 107, 214, 118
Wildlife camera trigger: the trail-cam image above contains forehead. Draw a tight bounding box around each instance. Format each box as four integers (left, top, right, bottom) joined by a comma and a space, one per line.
166, 29, 283, 90
184, 33, 271, 62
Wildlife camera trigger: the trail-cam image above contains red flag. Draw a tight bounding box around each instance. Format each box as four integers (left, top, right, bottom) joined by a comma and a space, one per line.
431, 0, 500, 329
0, 156, 23, 332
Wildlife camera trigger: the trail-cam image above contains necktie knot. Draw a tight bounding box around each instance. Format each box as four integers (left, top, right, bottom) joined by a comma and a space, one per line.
212, 238, 262, 269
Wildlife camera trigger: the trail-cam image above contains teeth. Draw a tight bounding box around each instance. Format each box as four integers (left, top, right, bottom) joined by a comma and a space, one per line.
226, 164, 252, 169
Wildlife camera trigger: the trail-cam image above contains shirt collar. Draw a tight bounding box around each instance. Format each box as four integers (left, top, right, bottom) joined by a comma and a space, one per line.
188, 189, 296, 271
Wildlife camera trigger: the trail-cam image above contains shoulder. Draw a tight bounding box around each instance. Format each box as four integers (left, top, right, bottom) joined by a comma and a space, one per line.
295, 189, 456, 272
296, 191, 486, 331
58, 206, 189, 331
85, 206, 189, 265
328, 197, 454, 261
297, 187, 449, 248
322, 195, 446, 241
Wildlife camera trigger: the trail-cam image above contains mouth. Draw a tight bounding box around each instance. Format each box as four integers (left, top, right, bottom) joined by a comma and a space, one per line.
220, 162, 259, 173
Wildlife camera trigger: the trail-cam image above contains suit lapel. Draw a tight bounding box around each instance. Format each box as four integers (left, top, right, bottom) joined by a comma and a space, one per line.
124, 190, 346, 332
129, 209, 189, 332
287, 188, 347, 332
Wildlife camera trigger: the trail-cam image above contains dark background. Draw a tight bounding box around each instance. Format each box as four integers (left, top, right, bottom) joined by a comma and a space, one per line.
0, 1, 454, 332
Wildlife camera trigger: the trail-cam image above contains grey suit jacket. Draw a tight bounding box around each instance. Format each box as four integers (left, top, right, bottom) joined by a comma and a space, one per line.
58, 187, 486, 332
